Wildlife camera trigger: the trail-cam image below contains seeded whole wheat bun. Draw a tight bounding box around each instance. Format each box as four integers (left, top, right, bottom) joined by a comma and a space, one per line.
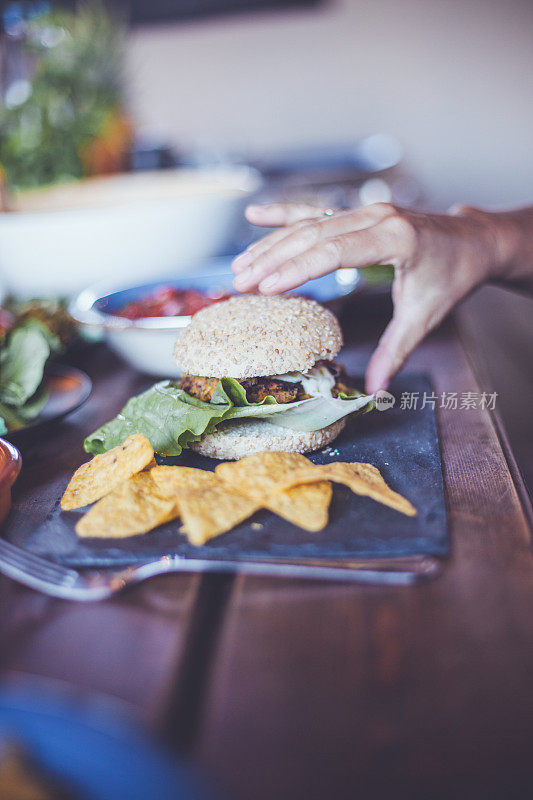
176, 294, 345, 459
174, 294, 342, 378
190, 418, 346, 460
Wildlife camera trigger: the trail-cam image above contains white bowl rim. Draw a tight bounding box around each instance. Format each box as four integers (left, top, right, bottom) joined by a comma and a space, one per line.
5, 165, 262, 220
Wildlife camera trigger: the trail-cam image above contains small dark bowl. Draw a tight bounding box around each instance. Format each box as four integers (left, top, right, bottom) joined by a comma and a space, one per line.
0, 438, 22, 526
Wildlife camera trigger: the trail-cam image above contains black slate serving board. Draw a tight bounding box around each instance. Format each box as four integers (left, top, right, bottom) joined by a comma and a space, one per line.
24, 374, 448, 567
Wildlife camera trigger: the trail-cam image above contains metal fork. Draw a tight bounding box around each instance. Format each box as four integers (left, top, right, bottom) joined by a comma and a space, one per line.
0, 537, 441, 601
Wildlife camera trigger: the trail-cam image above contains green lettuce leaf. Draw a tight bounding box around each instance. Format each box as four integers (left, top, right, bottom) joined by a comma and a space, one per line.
219, 377, 278, 407
14, 384, 50, 422
220, 378, 374, 430
85, 378, 374, 456
259, 393, 374, 431
219, 377, 311, 419
0, 390, 48, 431
85, 382, 231, 456
0, 323, 51, 407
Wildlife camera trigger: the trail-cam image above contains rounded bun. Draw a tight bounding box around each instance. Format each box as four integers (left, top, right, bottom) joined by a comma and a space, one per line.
174, 295, 342, 378
190, 418, 345, 460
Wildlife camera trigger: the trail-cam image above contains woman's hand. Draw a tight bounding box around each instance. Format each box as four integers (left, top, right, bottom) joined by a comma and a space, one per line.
232, 202, 523, 392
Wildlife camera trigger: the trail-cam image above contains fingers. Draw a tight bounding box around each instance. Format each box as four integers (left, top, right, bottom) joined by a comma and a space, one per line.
234, 205, 341, 275
244, 203, 327, 227
233, 219, 315, 274
365, 290, 451, 393
234, 206, 397, 291
365, 312, 428, 393
253, 227, 391, 295
233, 210, 365, 283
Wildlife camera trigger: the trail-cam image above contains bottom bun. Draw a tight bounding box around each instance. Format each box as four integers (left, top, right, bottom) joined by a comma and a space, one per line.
190, 418, 345, 461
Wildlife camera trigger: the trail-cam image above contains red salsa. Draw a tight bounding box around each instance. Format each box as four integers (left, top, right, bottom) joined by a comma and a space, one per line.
116, 286, 232, 319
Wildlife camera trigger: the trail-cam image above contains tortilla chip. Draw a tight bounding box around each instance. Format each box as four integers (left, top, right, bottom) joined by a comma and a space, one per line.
263, 484, 331, 532
61, 434, 154, 510
215, 452, 332, 532
76, 471, 178, 538
274, 461, 417, 517
179, 484, 261, 546
151, 465, 261, 545
151, 465, 216, 492
215, 451, 310, 489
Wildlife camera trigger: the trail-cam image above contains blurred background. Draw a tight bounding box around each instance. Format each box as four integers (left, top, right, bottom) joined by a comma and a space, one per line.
3, 0, 533, 205
1, 2, 533, 797
124, 0, 533, 210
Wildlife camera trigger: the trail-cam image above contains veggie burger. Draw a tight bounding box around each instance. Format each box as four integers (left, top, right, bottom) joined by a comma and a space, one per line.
85, 295, 373, 460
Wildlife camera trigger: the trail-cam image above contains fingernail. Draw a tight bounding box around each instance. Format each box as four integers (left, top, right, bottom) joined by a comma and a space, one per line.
232, 251, 252, 273
233, 269, 252, 290
259, 273, 280, 292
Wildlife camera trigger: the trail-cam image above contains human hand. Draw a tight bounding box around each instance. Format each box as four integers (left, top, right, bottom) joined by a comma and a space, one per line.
232, 202, 512, 392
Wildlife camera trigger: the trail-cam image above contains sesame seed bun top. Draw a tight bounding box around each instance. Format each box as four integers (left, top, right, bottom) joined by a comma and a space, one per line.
174, 294, 343, 378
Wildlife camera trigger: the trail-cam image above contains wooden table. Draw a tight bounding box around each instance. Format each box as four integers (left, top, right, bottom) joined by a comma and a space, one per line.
1, 292, 532, 800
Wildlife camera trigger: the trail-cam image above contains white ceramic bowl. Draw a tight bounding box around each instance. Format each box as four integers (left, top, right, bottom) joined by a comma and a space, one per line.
0, 167, 261, 298
69, 264, 362, 378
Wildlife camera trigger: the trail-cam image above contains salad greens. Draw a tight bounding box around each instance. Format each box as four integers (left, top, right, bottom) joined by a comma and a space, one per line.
84, 376, 374, 457
0, 325, 52, 406
0, 320, 59, 433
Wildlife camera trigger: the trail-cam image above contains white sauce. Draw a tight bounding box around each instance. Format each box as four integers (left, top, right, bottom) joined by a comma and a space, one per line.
276, 365, 336, 398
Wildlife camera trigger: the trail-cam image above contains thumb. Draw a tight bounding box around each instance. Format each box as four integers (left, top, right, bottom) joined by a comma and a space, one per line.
365, 312, 428, 393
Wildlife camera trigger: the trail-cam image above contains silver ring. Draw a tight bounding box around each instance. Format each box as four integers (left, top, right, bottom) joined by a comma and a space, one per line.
323, 208, 335, 216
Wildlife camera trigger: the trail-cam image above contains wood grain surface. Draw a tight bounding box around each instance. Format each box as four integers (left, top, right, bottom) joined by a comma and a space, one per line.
0, 292, 531, 800
0, 344, 201, 724
194, 297, 533, 800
